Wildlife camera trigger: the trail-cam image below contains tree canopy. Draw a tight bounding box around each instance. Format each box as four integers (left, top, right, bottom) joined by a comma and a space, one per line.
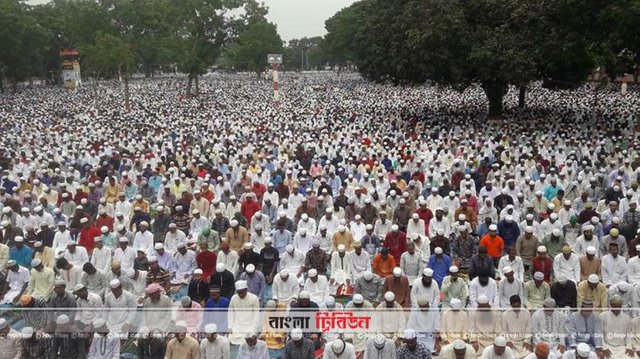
323, 0, 639, 116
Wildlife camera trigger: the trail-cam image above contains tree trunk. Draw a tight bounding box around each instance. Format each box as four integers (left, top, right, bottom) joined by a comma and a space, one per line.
194, 73, 199, 96
518, 85, 526, 108
186, 74, 193, 98
124, 76, 131, 112
483, 81, 506, 118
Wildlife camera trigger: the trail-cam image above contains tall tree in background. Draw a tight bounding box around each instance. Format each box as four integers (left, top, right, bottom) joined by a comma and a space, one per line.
324, 0, 619, 117
82, 32, 135, 109
321, 2, 366, 71
284, 37, 325, 71
222, 19, 283, 78
0, 0, 49, 91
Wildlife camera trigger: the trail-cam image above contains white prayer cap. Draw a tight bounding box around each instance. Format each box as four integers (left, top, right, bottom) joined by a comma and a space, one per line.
477, 295, 489, 304
434, 247, 443, 254
332, 339, 345, 352
264, 237, 272, 243
21, 326, 34, 338
80, 217, 88, 224
636, 244, 640, 252
556, 274, 567, 284
586, 246, 597, 255
353, 294, 364, 304
216, 263, 225, 272
374, 334, 386, 346
154, 243, 164, 250
403, 329, 417, 340
286, 244, 295, 253
552, 228, 562, 236
243, 242, 253, 249
109, 279, 121, 288
204, 323, 218, 334
588, 274, 600, 284
576, 343, 591, 356
14, 236, 24, 243
537, 246, 547, 253
193, 269, 203, 275
93, 318, 107, 328
391, 224, 399, 231
147, 255, 157, 263
235, 280, 248, 291
452, 339, 466, 350
280, 269, 289, 278
494, 336, 507, 346
488, 224, 497, 231
450, 298, 462, 309
363, 271, 373, 281
365, 224, 373, 230
417, 295, 428, 306
230, 220, 238, 227
458, 214, 466, 221
449, 266, 458, 273
246, 264, 255, 273
308, 269, 317, 277
337, 225, 346, 232
525, 226, 534, 233
337, 244, 346, 252
423, 268, 434, 277
384, 291, 395, 302
291, 328, 303, 340
534, 272, 544, 280
31, 258, 42, 267
503, 266, 513, 274
299, 290, 311, 299
56, 314, 70, 325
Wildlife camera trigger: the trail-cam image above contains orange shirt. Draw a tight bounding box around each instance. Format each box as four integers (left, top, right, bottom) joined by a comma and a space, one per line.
480, 234, 504, 258
372, 253, 397, 277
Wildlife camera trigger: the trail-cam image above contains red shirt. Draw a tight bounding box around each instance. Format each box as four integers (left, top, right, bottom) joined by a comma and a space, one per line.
480, 234, 504, 259
531, 256, 552, 283
384, 231, 407, 264
95, 215, 114, 232
79, 226, 101, 254
241, 200, 261, 226
197, 250, 217, 282
416, 207, 434, 235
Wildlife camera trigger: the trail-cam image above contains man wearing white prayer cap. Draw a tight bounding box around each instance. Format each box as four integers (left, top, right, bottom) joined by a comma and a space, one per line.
104, 278, 137, 334
200, 323, 231, 359
363, 333, 396, 359
228, 279, 260, 345
481, 335, 515, 358
0, 317, 20, 358
88, 317, 121, 359
562, 343, 597, 359
469, 294, 502, 354
322, 336, 356, 359
283, 327, 315, 359
439, 338, 476, 359
376, 291, 405, 339
440, 297, 470, 345
397, 328, 430, 358
599, 294, 632, 359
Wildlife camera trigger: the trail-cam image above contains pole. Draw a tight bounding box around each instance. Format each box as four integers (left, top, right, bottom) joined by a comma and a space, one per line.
272, 63, 280, 108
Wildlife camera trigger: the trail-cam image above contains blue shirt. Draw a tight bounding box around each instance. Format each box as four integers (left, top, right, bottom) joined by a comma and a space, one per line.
10, 246, 33, 268
271, 229, 293, 255
427, 254, 451, 287
204, 296, 230, 332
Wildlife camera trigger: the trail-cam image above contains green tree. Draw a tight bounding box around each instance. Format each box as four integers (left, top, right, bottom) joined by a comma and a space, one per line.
223, 19, 283, 77
284, 37, 324, 71
321, 2, 366, 70
0, 0, 49, 91
334, 0, 611, 116
82, 33, 135, 110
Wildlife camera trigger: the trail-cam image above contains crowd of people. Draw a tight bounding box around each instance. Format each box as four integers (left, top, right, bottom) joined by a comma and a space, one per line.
0, 72, 639, 359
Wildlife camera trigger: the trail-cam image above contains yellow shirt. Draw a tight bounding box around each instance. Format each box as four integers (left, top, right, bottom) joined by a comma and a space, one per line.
34, 247, 56, 269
